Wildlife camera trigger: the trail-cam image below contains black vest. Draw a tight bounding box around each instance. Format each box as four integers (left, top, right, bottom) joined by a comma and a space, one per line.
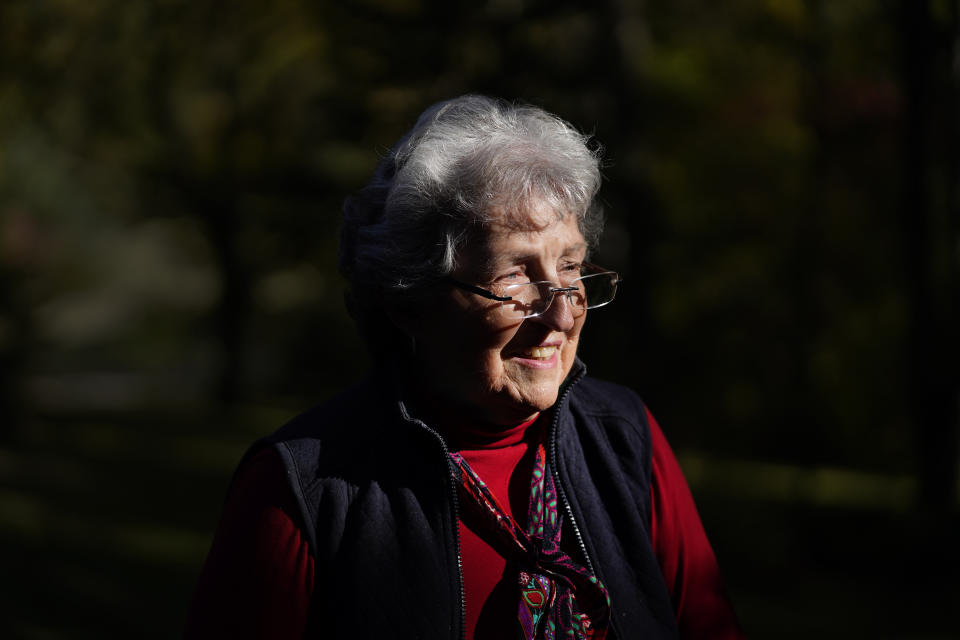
252, 362, 679, 639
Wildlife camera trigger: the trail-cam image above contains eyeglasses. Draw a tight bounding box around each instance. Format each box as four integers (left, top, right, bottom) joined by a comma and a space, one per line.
450, 262, 621, 321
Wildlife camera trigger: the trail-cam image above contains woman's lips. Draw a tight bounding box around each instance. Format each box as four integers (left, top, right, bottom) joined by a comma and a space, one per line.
509, 345, 560, 368
526, 345, 557, 359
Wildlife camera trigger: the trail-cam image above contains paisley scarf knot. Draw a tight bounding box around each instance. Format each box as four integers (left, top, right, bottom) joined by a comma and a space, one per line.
450, 446, 610, 640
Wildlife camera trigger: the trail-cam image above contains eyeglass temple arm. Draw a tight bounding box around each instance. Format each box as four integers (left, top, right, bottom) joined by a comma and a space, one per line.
449, 279, 513, 302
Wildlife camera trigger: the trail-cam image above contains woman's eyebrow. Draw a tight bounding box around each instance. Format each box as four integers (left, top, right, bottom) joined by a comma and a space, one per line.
477, 242, 589, 274
493, 244, 588, 267
472, 257, 511, 280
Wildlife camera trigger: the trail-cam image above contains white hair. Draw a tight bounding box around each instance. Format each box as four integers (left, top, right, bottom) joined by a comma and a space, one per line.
339, 94, 604, 357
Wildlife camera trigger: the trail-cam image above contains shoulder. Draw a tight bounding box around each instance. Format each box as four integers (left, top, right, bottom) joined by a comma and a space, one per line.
568, 375, 650, 427
233, 378, 397, 557
243, 377, 389, 487
555, 375, 658, 535
561, 374, 654, 473
246, 377, 393, 473
267, 378, 384, 444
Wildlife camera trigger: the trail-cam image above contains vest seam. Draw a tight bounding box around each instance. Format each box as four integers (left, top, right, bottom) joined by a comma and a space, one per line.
274, 440, 319, 555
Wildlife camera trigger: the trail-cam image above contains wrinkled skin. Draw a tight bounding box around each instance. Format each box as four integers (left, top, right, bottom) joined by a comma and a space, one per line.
401, 205, 587, 426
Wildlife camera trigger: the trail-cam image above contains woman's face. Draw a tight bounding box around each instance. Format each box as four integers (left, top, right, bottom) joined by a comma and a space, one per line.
405, 204, 588, 426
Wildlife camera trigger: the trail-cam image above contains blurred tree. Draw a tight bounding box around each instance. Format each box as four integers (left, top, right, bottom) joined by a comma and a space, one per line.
900, 0, 959, 510
0, 0, 953, 490
2, 1, 959, 638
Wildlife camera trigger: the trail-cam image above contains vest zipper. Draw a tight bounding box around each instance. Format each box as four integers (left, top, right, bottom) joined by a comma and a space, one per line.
410, 417, 467, 640
401, 359, 589, 640
547, 364, 596, 575
553, 469, 596, 573
549, 364, 624, 640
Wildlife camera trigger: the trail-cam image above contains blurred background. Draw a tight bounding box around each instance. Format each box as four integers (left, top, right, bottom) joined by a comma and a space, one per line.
1, 0, 957, 637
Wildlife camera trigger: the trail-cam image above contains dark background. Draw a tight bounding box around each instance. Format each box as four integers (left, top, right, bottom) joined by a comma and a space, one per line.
1, 1, 957, 637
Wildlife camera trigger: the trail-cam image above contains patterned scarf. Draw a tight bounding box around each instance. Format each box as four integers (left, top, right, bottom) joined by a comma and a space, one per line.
449, 444, 611, 640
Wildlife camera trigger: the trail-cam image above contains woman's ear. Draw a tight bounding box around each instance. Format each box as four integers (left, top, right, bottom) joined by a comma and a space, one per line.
384, 303, 422, 341
384, 303, 428, 358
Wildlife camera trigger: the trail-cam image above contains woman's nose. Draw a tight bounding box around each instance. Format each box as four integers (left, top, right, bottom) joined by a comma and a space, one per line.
533, 289, 576, 331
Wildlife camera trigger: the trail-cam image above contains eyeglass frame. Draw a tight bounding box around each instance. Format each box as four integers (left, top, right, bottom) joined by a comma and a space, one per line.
448, 261, 621, 319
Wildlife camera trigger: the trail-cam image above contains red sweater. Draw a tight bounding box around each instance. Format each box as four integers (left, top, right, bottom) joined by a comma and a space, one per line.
186, 409, 744, 639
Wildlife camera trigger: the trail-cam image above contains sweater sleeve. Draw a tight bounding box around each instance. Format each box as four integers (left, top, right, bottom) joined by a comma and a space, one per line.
647, 408, 746, 639
184, 447, 315, 639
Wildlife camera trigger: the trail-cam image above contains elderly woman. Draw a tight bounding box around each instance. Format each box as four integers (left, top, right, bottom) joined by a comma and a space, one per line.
186, 96, 744, 639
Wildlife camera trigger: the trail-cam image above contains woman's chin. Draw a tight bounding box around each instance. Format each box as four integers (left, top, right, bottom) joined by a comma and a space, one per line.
504, 364, 564, 401
486, 383, 560, 425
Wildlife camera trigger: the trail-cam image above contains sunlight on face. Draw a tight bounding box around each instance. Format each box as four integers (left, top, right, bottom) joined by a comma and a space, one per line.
408, 203, 587, 425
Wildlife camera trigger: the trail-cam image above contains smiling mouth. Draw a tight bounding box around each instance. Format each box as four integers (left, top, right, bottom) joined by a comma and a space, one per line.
518, 345, 557, 360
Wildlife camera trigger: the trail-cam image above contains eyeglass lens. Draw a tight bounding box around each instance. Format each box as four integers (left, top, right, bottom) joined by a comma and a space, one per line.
500, 273, 618, 320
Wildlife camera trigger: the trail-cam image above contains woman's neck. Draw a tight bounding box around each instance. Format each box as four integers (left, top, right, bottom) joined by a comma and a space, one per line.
402, 377, 541, 450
